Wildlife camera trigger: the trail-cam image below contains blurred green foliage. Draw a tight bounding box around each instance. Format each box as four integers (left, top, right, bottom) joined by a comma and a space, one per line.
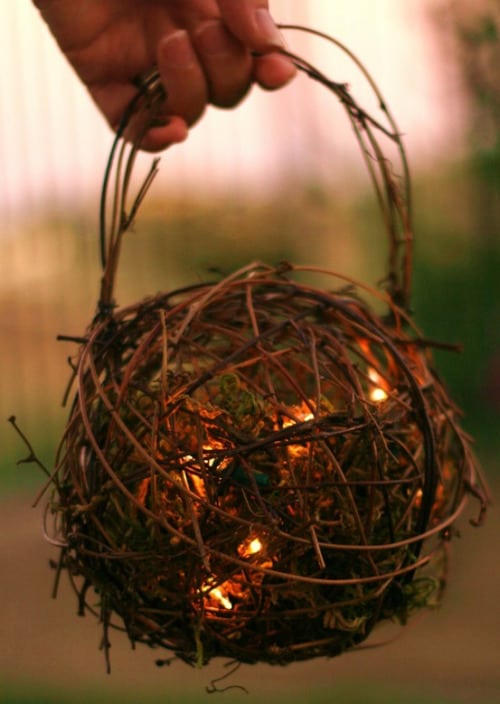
412, 167, 500, 451
421, 0, 500, 453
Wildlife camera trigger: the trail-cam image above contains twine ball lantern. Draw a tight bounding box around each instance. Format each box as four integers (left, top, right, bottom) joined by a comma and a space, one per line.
45, 28, 489, 670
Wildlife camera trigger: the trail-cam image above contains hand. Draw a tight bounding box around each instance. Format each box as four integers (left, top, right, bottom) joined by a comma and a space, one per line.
33, 0, 296, 150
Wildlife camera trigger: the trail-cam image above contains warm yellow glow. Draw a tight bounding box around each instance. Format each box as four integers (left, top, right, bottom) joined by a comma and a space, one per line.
281, 404, 315, 458
368, 368, 389, 403
211, 587, 232, 610
238, 536, 263, 558
203, 583, 233, 610
282, 403, 315, 428
190, 473, 206, 499
370, 387, 389, 403
248, 538, 263, 554
181, 456, 207, 499
202, 442, 231, 473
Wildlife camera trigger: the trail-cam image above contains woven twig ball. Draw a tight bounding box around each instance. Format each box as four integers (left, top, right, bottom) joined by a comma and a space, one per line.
50, 263, 484, 667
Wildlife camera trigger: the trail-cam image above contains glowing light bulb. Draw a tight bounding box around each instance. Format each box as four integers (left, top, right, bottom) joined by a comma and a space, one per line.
202, 582, 233, 610
210, 586, 233, 610
370, 387, 388, 403
414, 488, 424, 508
248, 538, 263, 555
368, 368, 389, 403
238, 536, 264, 558
282, 403, 315, 428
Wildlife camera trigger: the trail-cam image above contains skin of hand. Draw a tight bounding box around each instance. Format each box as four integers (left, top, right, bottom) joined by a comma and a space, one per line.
33, 0, 296, 151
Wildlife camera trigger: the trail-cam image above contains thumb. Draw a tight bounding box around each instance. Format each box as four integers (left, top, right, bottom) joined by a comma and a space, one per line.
216, 1, 285, 51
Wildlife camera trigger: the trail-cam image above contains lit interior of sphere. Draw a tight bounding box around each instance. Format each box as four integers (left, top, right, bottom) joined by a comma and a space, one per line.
52, 271, 473, 667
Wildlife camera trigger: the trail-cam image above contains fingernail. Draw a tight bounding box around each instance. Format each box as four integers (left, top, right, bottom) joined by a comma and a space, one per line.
160, 30, 196, 69
196, 20, 235, 57
254, 8, 285, 48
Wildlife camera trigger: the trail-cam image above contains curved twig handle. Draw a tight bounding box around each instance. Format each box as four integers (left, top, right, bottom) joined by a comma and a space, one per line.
98, 26, 413, 315
98, 71, 165, 314
279, 25, 413, 311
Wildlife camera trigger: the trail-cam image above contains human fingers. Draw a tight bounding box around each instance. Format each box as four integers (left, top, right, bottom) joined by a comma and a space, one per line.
137, 116, 189, 153
156, 29, 208, 128
253, 53, 296, 90
192, 19, 252, 108
156, 22, 253, 129
133, 21, 253, 150
216, 0, 284, 50
215, 1, 296, 89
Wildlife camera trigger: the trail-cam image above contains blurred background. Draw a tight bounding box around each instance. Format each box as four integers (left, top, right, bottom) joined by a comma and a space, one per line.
0, 1, 498, 703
